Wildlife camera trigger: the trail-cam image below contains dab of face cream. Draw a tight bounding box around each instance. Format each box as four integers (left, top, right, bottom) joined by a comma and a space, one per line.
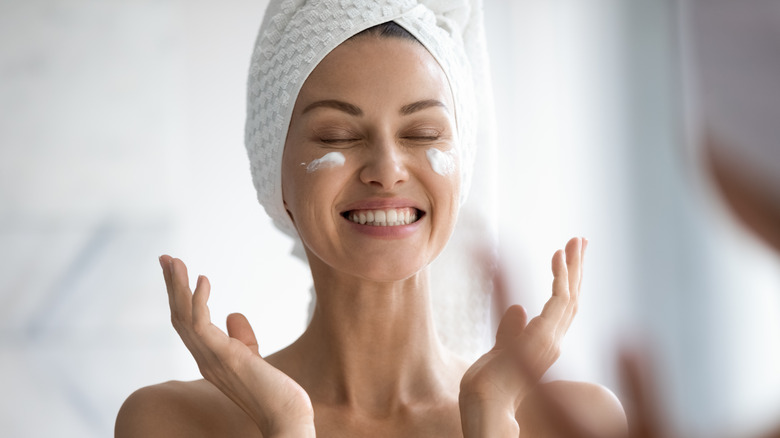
426, 148, 456, 176
305, 151, 345, 173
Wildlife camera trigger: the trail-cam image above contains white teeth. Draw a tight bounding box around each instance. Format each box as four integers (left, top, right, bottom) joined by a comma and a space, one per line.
347, 207, 419, 227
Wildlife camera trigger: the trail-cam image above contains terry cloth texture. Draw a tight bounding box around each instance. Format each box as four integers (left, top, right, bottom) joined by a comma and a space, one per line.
245, 0, 480, 243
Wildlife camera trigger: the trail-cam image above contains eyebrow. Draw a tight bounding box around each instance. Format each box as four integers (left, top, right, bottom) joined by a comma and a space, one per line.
301, 98, 447, 117
302, 100, 363, 116
400, 99, 447, 115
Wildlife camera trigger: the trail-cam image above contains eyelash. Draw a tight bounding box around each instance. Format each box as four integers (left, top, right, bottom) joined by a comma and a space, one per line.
404, 135, 440, 142
320, 138, 359, 145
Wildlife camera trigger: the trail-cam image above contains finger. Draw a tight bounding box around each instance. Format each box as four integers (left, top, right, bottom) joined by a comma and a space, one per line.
169, 257, 194, 325
551, 249, 568, 298
192, 275, 212, 331
495, 304, 528, 349
565, 237, 582, 301
561, 238, 583, 328
159, 254, 176, 311
578, 238, 588, 296
227, 313, 260, 356
537, 250, 570, 325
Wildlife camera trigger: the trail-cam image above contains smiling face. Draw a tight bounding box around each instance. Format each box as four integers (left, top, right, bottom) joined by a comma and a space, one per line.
281, 34, 461, 282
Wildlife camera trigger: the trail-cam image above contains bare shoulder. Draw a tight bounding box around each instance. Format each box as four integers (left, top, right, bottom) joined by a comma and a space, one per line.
115, 379, 257, 438
517, 380, 627, 438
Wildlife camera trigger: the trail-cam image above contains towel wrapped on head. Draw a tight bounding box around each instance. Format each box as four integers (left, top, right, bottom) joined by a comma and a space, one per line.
244, 0, 496, 360
245, 0, 487, 242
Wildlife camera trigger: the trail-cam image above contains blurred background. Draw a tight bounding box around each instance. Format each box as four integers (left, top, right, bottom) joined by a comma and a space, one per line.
1, 0, 779, 437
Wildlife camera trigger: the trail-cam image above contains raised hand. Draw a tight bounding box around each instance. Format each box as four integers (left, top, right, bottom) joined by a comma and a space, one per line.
459, 237, 586, 437
160, 255, 315, 438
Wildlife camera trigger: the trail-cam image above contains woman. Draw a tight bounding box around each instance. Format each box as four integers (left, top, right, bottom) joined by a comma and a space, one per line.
116, 1, 626, 436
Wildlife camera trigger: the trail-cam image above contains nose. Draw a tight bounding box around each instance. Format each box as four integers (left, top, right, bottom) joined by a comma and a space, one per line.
359, 136, 409, 190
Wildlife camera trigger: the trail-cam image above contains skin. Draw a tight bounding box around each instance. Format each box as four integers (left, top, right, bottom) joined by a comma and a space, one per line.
705, 133, 780, 254
115, 35, 626, 438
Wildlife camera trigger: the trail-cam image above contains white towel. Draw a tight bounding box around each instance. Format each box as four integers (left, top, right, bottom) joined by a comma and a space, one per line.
244, 0, 496, 359
245, 0, 488, 241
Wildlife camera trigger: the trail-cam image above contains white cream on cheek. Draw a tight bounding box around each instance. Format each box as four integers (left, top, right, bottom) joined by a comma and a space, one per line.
304, 151, 346, 173
426, 148, 457, 176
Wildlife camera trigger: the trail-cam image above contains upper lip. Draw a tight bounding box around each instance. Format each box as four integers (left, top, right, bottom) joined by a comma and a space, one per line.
340, 197, 424, 214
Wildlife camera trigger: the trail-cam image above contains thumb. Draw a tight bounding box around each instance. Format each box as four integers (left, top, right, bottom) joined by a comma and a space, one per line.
495, 304, 528, 349
226, 312, 260, 356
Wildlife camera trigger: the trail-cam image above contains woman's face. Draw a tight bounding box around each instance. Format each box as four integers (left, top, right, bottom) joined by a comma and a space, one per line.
282, 35, 460, 282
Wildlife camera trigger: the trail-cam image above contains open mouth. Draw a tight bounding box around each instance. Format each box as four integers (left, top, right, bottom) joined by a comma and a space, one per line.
341, 207, 424, 226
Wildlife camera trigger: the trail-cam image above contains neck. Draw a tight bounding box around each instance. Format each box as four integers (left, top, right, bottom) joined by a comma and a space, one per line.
283, 258, 463, 414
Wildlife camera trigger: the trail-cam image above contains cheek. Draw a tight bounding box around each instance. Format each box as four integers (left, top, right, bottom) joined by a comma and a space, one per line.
421, 148, 461, 203
299, 153, 349, 202
284, 150, 348, 201
304, 151, 346, 173
285, 154, 352, 223
425, 148, 458, 177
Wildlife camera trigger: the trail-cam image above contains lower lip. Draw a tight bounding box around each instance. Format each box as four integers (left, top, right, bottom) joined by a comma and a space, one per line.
343, 216, 424, 239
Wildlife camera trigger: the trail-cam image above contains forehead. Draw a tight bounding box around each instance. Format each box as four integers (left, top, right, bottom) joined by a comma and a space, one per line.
295, 36, 454, 111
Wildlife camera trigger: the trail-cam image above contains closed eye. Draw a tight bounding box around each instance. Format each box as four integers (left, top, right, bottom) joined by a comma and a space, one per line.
403, 138, 440, 145
320, 138, 360, 145
401, 125, 445, 142
402, 131, 443, 143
